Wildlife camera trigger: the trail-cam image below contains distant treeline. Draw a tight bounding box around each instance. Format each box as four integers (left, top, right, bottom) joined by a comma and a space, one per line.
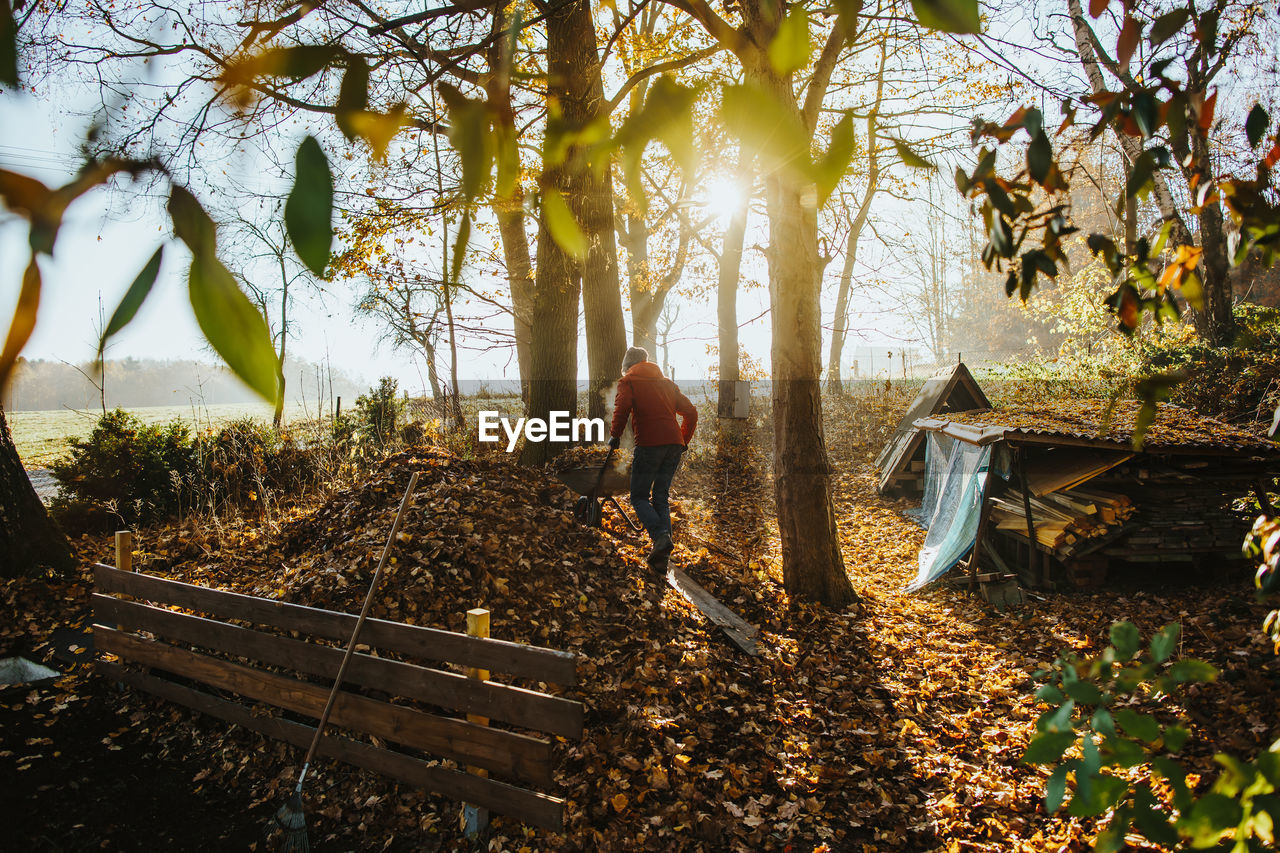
3, 357, 368, 412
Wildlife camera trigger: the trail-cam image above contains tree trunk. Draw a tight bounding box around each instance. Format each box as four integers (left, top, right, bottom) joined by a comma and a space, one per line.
620, 211, 660, 353
825, 42, 883, 394
274, 283, 287, 429
486, 4, 535, 400
0, 405, 74, 578
520, 0, 597, 465
552, 0, 626, 423
755, 72, 856, 607
582, 163, 627, 422
826, 226, 858, 395
717, 155, 752, 418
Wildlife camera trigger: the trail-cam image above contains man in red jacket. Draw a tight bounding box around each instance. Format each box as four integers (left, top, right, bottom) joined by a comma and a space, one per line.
609, 346, 698, 567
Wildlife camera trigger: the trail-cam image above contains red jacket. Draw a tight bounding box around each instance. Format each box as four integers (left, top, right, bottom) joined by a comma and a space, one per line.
611, 361, 697, 447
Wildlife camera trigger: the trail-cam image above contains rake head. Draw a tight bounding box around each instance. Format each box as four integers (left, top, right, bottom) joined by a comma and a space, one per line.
274, 791, 310, 853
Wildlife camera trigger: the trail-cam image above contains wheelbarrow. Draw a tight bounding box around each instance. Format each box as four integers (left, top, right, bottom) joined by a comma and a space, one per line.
557, 449, 643, 531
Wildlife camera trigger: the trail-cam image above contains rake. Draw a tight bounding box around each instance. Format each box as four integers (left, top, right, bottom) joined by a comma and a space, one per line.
274, 471, 420, 852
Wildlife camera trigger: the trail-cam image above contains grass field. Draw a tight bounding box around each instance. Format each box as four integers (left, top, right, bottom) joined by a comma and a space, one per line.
9, 402, 318, 465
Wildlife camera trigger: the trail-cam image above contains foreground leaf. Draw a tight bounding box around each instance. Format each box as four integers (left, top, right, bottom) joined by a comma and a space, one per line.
187, 255, 281, 403
285, 136, 334, 277
99, 246, 164, 358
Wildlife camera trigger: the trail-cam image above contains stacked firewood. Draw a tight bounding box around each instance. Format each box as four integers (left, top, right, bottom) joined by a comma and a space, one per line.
989, 486, 1135, 552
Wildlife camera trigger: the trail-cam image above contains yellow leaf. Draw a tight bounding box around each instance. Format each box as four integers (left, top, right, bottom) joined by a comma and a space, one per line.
610, 792, 628, 812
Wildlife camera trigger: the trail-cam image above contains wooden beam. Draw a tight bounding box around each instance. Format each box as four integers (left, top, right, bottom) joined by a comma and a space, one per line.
94, 565, 578, 685
666, 569, 759, 656
92, 595, 583, 739
94, 627, 555, 787
94, 661, 564, 831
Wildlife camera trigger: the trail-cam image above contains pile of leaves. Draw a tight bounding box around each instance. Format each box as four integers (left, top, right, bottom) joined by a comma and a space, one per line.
5, 428, 1279, 852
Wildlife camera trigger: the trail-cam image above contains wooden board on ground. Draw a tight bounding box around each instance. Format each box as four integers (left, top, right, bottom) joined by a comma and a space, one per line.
666, 568, 760, 656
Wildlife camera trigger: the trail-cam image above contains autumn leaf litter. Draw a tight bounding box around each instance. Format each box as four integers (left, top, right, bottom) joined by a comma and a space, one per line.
4, 428, 1279, 852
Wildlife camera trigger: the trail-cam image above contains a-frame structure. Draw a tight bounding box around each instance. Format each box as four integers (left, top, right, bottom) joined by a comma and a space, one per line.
875, 362, 990, 497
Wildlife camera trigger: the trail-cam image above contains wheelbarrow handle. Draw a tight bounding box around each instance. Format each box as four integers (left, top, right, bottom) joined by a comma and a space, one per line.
589, 446, 616, 501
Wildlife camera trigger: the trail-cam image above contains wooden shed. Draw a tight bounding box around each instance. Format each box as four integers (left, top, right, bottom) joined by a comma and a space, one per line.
914, 400, 1280, 589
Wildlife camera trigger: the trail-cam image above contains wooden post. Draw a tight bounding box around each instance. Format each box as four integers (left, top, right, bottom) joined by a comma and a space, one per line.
462, 607, 490, 839
115, 530, 133, 572
335, 396, 341, 423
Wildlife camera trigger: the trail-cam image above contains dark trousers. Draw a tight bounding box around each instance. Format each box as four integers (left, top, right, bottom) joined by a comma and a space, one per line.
630, 444, 685, 541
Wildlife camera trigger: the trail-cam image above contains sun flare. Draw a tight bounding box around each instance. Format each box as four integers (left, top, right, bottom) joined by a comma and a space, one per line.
701, 175, 750, 222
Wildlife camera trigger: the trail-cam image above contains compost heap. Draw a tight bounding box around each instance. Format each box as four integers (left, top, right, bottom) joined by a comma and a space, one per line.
125, 446, 928, 851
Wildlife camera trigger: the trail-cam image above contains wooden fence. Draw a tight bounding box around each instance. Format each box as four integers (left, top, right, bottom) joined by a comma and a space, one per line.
91, 563, 583, 830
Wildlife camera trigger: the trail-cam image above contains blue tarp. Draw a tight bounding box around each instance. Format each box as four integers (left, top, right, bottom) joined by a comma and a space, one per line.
908, 432, 992, 591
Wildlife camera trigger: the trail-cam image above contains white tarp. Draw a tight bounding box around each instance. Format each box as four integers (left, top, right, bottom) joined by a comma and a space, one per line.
908, 432, 991, 591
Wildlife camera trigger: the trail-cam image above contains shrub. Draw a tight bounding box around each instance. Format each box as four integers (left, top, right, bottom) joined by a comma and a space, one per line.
51, 409, 194, 527
355, 377, 404, 446
1140, 302, 1280, 426
1026, 621, 1279, 852
190, 418, 320, 512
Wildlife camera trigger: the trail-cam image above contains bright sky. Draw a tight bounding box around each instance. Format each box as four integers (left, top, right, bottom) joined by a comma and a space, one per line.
0, 29, 976, 405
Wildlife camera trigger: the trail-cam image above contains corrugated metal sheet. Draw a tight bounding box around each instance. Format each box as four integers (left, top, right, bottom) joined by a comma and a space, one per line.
914, 400, 1280, 456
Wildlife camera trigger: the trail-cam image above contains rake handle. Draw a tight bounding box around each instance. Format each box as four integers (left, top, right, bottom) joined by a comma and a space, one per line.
296, 470, 420, 790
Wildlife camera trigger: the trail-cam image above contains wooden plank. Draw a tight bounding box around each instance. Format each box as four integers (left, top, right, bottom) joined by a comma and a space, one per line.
666, 569, 759, 656
94, 661, 564, 831
94, 627, 555, 787
92, 595, 583, 739
94, 565, 578, 685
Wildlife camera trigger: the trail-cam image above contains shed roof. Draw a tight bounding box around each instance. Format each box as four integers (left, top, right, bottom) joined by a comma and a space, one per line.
875, 363, 990, 493
914, 399, 1280, 457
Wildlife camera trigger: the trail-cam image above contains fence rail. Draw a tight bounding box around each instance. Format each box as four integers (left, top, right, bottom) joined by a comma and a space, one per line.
92, 563, 582, 830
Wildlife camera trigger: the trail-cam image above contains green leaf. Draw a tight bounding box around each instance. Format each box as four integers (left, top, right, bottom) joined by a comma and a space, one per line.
814, 113, 855, 205
1132, 783, 1179, 846
1037, 683, 1065, 703
0, 0, 17, 89
1153, 756, 1193, 811
1148, 8, 1190, 47
541, 189, 587, 260
1027, 129, 1052, 183
893, 138, 936, 170
1163, 724, 1189, 753
1149, 623, 1180, 663
222, 44, 341, 87
721, 82, 811, 175
168, 185, 217, 257
99, 246, 163, 358
768, 7, 811, 75
1104, 734, 1148, 767
646, 76, 700, 174
1069, 772, 1128, 817
909, 0, 981, 34
1110, 621, 1141, 660
1024, 730, 1076, 764
1131, 93, 1158, 139
1090, 708, 1115, 734
439, 82, 494, 202
285, 136, 333, 277
187, 254, 281, 404
1126, 150, 1157, 199
1246, 104, 1269, 148
1167, 659, 1218, 683
448, 209, 471, 288
1045, 764, 1069, 812
1180, 792, 1242, 846
1114, 709, 1161, 743
1065, 680, 1103, 704
336, 57, 370, 142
